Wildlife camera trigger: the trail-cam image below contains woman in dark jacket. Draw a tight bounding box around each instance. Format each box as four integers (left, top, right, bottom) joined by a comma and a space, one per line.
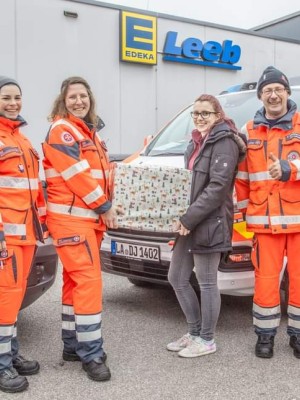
167, 94, 246, 358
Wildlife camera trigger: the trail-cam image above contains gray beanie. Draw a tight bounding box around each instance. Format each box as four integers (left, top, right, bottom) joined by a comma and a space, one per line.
257, 66, 290, 98
0, 76, 22, 94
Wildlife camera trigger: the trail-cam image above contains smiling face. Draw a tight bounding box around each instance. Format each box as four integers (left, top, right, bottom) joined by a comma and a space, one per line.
65, 83, 90, 119
0, 84, 22, 120
260, 83, 289, 119
192, 100, 221, 137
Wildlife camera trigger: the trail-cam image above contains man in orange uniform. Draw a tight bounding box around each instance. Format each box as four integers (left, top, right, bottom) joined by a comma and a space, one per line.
236, 66, 300, 358
42, 77, 122, 382
0, 76, 47, 393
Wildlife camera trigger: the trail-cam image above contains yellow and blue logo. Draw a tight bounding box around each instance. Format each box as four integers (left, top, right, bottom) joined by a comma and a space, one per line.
120, 11, 157, 65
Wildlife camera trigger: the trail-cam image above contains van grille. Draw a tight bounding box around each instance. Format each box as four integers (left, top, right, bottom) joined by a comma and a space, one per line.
101, 251, 170, 283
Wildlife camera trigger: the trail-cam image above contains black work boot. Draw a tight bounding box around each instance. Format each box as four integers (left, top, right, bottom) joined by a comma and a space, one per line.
0, 367, 28, 393
12, 355, 40, 376
82, 357, 111, 381
63, 350, 107, 362
255, 334, 275, 358
289, 335, 300, 358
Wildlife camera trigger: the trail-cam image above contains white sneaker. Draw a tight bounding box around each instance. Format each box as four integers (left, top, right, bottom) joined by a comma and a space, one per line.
166, 333, 194, 352
167, 333, 194, 351
178, 338, 216, 358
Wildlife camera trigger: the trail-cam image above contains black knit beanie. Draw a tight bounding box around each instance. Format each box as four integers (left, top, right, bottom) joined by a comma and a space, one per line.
0, 76, 22, 94
257, 66, 290, 98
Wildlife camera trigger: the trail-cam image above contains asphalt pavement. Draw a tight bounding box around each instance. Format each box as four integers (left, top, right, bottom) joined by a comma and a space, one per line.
8, 263, 300, 400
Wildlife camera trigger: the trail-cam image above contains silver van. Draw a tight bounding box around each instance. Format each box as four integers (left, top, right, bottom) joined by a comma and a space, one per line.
101, 87, 300, 296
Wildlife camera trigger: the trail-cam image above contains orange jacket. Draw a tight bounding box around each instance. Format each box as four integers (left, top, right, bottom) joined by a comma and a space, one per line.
42, 114, 112, 229
0, 115, 46, 245
235, 100, 300, 234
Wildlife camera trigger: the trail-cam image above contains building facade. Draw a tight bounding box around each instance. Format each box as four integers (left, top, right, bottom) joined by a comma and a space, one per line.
2, 0, 300, 156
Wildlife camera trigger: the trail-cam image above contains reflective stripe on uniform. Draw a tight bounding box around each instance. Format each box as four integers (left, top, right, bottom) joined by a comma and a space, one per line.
0, 325, 14, 337
236, 171, 249, 180
237, 199, 249, 209
249, 171, 272, 181
246, 215, 269, 225
45, 167, 107, 180
82, 186, 104, 205
61, 159, 90, 181
253, 317, 280, 329
76, 313, 102, 343
38, 206, 46, 216
47, 202, 98, 219
62, 321, 76, 331
3, 223, 26, 236
0, 177, 39, 190
0, 342, 11, 354
77, 328, 102, 342
291, 158, 300, 172
62, 305, 74, 315
90, 169, 108, 179
288, 305, 300, 316
253, 303, 281, 316
44, 168, 60, 178
288, 319, 300, 329
51, 119, 84, 140
76, 314, 101, 326
0, 325, 13, 355
271, 215, 300, 225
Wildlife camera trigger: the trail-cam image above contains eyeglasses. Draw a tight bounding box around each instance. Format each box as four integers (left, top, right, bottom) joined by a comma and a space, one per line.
261, 87, 286, 96
190, 111, 217, 119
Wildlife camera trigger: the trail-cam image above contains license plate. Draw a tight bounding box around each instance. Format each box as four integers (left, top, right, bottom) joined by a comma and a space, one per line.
111, 241, 160, 262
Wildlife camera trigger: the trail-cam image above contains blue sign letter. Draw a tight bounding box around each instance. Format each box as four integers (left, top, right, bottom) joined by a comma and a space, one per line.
182, 38, 203, 58
220, 40, 241, 64
163, 31, 182, 56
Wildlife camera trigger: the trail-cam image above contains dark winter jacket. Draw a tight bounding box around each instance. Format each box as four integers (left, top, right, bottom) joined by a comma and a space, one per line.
180, 121, 246, 254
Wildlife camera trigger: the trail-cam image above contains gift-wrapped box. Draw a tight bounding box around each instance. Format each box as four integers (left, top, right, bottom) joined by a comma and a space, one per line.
112, 163, 192, 233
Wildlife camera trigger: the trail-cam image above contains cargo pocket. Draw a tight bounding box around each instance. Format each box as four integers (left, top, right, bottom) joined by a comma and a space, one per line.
192, 217, 224, 248
53, 235, 94, 271
0, 249, 17, 287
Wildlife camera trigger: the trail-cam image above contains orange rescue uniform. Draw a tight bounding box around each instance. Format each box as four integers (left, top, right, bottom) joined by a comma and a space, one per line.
42, 114, 112, 362
0, 115, 46, 370
236, 101, 300, 336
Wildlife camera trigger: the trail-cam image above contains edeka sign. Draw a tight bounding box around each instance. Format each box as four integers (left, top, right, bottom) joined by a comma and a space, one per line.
120, 11, 157, 65
163, 31, 242, 70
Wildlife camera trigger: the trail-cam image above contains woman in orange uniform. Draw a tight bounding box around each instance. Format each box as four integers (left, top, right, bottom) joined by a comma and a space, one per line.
42, 77, 121, 382
0, 76, 46, 393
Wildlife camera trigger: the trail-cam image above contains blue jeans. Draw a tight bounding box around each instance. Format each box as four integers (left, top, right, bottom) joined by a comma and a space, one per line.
168, 235, 221, 341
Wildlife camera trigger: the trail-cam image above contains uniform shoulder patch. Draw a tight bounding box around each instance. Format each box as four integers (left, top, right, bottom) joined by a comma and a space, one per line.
61, 132, 75, 144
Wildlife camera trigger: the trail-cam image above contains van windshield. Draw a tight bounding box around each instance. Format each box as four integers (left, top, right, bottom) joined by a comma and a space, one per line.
146, 88, 300, 157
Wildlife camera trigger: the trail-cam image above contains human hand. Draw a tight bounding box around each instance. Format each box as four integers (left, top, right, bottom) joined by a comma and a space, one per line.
268, 153, 282, 180
0, 239, 7, 252
173, 220, 190, 236
101, 205, 124, 229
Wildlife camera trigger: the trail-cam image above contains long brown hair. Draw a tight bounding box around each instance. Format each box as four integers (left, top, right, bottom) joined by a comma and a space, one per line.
195, 94, 239, 133
49, 76, 98, 126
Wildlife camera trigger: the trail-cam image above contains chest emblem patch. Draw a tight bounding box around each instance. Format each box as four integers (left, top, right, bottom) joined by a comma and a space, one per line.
287, 151, 300, 161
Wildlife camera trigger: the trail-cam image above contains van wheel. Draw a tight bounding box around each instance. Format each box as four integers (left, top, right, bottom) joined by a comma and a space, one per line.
127, 278, 152, 287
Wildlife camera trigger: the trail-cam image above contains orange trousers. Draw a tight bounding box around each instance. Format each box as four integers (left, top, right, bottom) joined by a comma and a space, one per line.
0, 245, 36, 324
47, 221, 103, 315
252, 232, 300, 308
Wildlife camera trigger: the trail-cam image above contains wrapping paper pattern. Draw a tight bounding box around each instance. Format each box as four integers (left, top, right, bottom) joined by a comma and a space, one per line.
112, 163, 192, 232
